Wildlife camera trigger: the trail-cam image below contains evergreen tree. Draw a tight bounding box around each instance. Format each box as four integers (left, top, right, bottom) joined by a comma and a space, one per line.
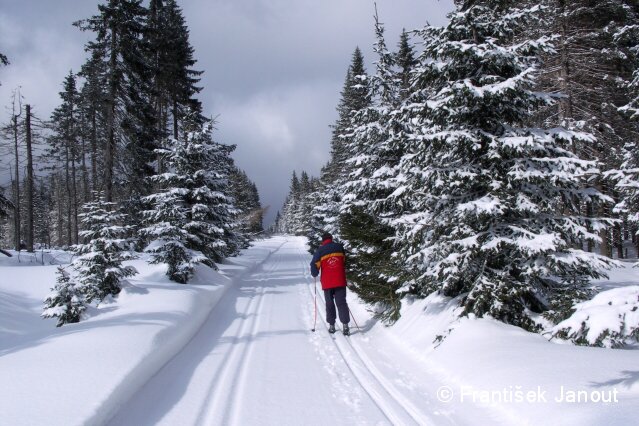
75, 0, 159, 202
77, 49, 108, 197
309, 48, 370, 247
396, 29, 417, 100
339, 12, 410, 323
73, 195, 137, 302
277, 170, 319, 237
393, 0, 616, 330
147, 0, 203, 141
142, 116, 239, 283
42, 267, 86, 327
42, 195, 135, 327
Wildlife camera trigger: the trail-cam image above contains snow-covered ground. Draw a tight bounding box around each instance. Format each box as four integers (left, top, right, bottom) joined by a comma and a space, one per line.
1, 236, 637, 425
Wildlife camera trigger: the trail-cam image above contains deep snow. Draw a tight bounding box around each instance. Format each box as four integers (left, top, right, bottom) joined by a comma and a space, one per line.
0, 237, 637, 425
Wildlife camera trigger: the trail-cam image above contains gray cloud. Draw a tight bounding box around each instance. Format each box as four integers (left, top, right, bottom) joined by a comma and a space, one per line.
0, 0, 454, 225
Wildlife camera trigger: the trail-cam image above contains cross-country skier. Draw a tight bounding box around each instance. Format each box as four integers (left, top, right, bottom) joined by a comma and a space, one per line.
310, 232, 350, 335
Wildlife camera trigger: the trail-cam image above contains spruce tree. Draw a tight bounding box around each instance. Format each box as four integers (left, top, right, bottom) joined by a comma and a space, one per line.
309, 48, 370, 247
147, 0, 203, 141
75, 0, 158, 202
73, 195, 137, 302
42, 267, 86, 327
394, 0, 616, 330
339, 12, 409, 323
77, 49, 108, 197
143, 116, 239, 283
396, 29, 417, 100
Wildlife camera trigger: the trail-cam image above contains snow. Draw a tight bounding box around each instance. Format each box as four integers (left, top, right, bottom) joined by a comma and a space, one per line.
550, 263, 639, 347
551, 285, 639, 347
1, 237, 638, 425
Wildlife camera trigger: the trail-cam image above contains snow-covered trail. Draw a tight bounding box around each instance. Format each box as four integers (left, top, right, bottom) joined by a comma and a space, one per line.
107, 236, 492, 426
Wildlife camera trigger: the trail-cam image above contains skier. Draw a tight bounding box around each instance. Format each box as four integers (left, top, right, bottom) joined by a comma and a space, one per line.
310, 232, 350, 335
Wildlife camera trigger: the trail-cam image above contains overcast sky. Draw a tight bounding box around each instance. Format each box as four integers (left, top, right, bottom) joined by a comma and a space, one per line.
0, 0, 454, 225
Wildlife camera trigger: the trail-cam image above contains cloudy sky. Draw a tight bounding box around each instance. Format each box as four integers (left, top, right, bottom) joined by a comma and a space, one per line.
0, 0, 454, 225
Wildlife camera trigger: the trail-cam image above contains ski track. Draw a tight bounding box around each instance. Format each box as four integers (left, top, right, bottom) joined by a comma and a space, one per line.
198, 247, 280, 425
296, 245, 433, 426
107, 236, 490, 426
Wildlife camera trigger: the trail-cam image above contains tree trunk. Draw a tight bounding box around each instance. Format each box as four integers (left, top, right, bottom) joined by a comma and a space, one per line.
586, 202, 595, 253
56, 175, 63, 247
12, 114, 21, 251
71, 147, 79, 245
65, 137, 72, 247
105, 23, 118, 203
173, 99, 179, 140
90, 108, 98, 197
614, 223, 623, 259
25, 104, 34, 252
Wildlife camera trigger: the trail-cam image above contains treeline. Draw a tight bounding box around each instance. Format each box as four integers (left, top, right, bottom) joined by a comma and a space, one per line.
0, 0, 263, 252
0, 1, 263, 325
273, 171, 319, 235
277, 0, 639, 340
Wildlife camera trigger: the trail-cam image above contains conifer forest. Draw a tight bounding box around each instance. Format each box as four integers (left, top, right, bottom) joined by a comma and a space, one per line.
275, 0, 639, 342
1, 2, 639, 424
0, 0, 263, 323
1, 0, 639, 341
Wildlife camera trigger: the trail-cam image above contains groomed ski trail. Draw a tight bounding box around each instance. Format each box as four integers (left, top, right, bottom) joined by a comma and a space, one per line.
107, 236, 495, 426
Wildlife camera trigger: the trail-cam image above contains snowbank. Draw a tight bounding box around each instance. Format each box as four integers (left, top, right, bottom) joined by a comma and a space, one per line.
380, 263, 639, 425
552, 285, 639, 347
0, 240, 277, 426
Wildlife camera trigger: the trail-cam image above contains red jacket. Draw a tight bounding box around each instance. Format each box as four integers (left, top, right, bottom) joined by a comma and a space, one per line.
310, 238, 347, 290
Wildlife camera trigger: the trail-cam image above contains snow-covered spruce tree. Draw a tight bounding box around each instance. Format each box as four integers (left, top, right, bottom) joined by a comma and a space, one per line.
551, 285, 639, 347
276, 170, 319, 237
142, 182, 194, 283
339, 13, 413, 323
42, 267, 86, 327
143, 116, 239, 283
276, 172, 297, 234
394, 1, 617, 331
42, 195, 136, 326
279, 171, 303, 235
308, 48, 370, 249
73, 195, 137, 303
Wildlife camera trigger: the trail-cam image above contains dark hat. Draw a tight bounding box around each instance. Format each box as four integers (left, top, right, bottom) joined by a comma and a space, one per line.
321, 232, 333, 241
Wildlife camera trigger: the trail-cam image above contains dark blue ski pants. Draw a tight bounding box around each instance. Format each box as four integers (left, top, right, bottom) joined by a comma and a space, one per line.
324, 286, 350, 325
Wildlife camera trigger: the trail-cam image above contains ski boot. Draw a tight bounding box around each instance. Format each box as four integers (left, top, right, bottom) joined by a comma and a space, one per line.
328, 324, 336, 334
342, 324, 350, 336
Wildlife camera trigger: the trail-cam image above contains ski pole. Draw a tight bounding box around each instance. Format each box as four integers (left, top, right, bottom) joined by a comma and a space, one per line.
311, 277, 318, 332
348, 306, 360, 332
